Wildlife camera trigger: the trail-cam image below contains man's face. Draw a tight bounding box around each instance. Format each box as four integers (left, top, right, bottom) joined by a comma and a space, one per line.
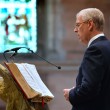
74, 16, 91, 44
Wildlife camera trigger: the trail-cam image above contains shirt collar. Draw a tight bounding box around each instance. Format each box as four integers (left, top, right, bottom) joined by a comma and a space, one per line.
88, 33, 104, 47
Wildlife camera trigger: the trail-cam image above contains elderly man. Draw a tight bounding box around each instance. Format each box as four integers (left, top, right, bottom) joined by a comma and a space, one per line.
63, 8, 110, 110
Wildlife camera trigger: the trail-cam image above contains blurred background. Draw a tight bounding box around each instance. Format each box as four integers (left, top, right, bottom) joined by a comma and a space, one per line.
0, 0, 110, 110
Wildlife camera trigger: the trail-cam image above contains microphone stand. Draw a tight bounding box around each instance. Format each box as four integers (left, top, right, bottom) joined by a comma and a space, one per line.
3, 51, 17, 63
3, 47, 28, 62
3, 52, 9, 62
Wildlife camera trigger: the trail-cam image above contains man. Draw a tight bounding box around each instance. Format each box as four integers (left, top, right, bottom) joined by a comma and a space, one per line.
63, 8, 110, 110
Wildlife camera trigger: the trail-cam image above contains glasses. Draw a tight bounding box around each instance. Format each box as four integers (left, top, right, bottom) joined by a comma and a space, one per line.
75, 20, 90, 29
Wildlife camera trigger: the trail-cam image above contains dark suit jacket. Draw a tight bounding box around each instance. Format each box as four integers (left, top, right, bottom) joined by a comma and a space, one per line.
69, 36, 110, 110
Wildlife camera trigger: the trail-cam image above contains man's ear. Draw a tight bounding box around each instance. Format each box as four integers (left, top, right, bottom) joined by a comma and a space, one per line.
88, 20, 94, 31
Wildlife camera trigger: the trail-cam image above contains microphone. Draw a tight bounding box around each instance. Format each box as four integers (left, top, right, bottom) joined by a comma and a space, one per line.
4, 47, 61, 69
34, 54, 61, 69
28, 48, 61, 69
36, 54, 61, 69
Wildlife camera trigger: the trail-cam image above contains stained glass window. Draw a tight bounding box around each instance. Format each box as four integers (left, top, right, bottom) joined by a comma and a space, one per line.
0, 0, 37, 53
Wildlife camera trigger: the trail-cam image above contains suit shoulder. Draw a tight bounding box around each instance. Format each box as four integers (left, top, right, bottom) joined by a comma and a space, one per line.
90, 40, 110, 50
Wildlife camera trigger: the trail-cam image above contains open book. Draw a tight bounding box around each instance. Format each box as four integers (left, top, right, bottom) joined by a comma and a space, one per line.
4, 62, 54, 103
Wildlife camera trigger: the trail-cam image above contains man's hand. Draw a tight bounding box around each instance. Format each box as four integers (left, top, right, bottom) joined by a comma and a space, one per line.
63, 89, 71, 101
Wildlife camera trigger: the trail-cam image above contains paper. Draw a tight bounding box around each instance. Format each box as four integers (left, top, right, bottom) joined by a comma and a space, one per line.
15, 63, 54, 98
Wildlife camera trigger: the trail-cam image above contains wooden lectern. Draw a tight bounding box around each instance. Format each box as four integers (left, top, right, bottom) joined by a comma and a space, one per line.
0, 64, 51, 110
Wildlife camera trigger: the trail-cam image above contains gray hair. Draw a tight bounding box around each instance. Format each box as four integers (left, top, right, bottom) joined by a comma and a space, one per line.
76, 8, 105, 31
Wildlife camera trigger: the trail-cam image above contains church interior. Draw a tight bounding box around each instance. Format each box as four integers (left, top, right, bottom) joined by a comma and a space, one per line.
0, 0, 110, 110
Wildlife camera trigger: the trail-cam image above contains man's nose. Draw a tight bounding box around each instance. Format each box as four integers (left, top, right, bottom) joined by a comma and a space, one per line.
74, 27, 78, 32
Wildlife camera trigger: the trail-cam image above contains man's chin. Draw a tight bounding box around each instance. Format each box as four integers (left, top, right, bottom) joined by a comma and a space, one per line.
79, 39, 85, 44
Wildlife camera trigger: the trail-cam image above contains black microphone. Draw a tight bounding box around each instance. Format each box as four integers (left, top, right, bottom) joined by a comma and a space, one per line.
35, 54, 61, 69
28, 49, 61, 69
4, 47, 61, 69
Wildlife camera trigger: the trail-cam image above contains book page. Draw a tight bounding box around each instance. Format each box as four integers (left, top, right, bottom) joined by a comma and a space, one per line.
15, 63, 42, 94
15, 63, 54, 98
22, 63, 54, 98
